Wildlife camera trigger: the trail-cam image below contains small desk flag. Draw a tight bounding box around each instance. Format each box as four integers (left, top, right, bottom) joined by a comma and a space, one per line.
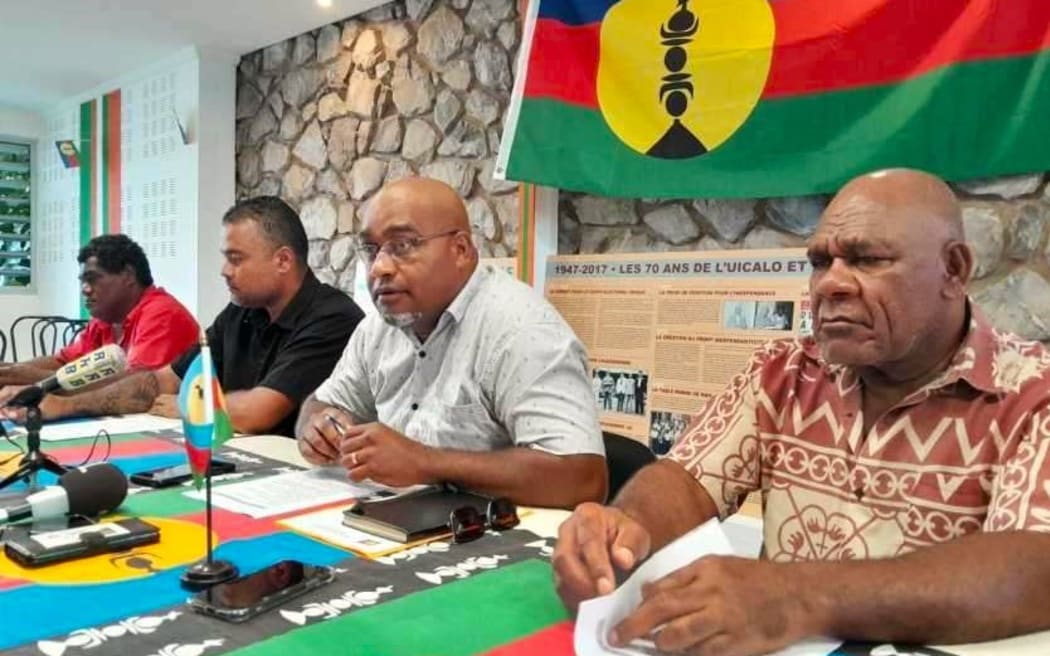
177, 340, 232, 489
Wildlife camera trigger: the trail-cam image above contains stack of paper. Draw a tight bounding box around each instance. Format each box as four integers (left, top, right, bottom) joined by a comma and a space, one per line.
184, 466, 419, 518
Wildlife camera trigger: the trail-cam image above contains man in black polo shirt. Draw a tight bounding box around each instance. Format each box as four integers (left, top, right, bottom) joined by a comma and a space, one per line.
28, 197, 364, 438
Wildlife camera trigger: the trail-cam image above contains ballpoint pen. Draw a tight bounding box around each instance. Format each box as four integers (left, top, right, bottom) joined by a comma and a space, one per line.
326, 414, 347, 438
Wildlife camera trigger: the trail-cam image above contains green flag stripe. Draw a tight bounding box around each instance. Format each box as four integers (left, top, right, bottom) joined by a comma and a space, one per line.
507, 50, 1050, 198
78, 101, 94, 245
101, 95, 110, 235
227, 560, 568, 656
120, 484, 205, 517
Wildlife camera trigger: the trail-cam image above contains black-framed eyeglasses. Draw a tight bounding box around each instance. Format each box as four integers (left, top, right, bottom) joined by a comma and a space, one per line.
448, 497, 520, 544
353, 228, 463, 264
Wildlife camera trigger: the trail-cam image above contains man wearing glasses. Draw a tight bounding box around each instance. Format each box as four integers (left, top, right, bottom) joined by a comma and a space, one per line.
296, 177, 607, 509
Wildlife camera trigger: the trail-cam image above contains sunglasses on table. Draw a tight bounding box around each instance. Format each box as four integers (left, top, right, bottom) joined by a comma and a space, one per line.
448, 497, 520, 544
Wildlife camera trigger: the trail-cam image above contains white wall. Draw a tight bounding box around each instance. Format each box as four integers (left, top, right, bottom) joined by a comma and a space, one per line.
0, 105, 45, 333
34, 47, 236, 327
0, 106, 44, 139
195, 49, 237, 325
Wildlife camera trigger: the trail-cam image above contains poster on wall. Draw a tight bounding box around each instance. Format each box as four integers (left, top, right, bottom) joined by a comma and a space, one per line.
544, 248, 810, 453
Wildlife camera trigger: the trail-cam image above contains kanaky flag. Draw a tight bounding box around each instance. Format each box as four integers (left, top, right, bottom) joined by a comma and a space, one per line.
177, 343, 232, 489
497, 0, 1050, 198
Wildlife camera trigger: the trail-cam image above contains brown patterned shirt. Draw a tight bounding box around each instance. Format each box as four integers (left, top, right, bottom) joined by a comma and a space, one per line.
667, 306, 1050, 560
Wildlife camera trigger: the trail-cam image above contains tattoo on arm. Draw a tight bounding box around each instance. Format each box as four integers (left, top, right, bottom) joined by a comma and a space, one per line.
68, 371, 161, 417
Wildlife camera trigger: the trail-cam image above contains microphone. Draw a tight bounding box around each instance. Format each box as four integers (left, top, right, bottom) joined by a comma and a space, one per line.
0, 462, 128, 524
6, 344, 127, 407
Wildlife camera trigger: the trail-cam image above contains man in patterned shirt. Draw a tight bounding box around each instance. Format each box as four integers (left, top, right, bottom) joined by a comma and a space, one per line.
553, 169, 1050, 654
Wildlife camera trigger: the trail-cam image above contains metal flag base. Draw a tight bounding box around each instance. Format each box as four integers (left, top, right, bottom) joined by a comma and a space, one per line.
179, 446, 236, 592
180, 558, 238, 591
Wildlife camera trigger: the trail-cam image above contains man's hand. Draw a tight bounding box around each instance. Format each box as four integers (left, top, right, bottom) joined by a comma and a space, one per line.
552, 503, 652, 612
611, 557, 814, 656
339, 422, 433, 487
0, 367, 19, 388
0, 385, 27, 407
297, 405, 355, 466
0, 393, 69, 424
148, 394, 180, 419
0, 404, 24, 423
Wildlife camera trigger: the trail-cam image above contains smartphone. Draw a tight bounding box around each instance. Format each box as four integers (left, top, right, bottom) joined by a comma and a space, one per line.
129, 460, 236, 488
4, 518, 161, 567
188, 560, 335, 623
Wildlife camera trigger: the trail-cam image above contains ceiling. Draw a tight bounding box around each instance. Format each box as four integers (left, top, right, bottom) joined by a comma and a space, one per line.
0, 0, 387, 111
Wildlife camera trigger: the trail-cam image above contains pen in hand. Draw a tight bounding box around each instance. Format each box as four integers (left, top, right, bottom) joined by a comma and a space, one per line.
326, 414, 347, 438
321, 414, 347, 460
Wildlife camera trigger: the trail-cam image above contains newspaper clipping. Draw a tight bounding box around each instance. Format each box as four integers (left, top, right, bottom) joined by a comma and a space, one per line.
545, 248, 810, 453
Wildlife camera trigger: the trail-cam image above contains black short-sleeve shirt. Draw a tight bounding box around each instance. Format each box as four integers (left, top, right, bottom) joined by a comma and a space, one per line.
171, 271, 364, 437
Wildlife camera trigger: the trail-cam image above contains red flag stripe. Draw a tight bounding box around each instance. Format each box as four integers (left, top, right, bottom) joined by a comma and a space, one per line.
185, 443, 212, 475
0, 576, 28, 591
45, 436, 181, 462
524, 19, 600, 108
523, 0, 1050, 108
177, 508, 282, 541
479, 620, 575, 656
765, 0, 1050, 97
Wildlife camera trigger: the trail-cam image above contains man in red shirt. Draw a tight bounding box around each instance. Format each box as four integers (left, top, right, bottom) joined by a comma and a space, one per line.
0, 234, 198, 395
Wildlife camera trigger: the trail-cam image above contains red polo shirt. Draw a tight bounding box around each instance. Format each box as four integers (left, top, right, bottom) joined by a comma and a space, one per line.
57, 286, 200, 371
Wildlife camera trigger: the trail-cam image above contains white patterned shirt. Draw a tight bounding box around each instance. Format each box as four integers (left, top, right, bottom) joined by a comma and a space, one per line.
314, 264, 604, 456
668, 305, 1050, 560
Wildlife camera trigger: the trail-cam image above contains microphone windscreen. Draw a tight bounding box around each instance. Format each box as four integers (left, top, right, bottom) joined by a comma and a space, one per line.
58, 462, 129, 516
57, 344, 128, 392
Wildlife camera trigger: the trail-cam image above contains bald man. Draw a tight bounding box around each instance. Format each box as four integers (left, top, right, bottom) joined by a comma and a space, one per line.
553, 169, 1050, 653
296, 178, 606, 509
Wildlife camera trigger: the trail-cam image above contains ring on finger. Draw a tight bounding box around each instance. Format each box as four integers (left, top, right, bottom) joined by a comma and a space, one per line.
351, 452, 358, 466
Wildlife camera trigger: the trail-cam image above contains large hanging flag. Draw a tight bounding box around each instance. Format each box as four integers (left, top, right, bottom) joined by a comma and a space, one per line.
496, 0, 1050, 198
177, 338, 232, 489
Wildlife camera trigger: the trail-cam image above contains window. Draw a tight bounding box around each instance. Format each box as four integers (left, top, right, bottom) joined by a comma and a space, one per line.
0, 139, 31, 288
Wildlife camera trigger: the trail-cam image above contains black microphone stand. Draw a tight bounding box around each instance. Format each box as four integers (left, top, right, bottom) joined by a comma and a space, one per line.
0, 387, 68, 491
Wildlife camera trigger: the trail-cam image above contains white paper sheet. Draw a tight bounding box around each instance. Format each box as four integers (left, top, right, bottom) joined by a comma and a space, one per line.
278, 506, 410, 556
4, 415, 182, 442
183, 466, 410, 518
574, 519, 842, 656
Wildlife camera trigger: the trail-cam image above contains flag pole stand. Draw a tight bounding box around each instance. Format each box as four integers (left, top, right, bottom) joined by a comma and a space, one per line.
179, 331, 237, 592
180, 468, 238, 591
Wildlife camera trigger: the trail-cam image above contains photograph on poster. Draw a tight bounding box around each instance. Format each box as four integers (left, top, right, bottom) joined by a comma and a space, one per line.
754, 300, 795, 330
648, 410, 692, 455
592, 368, 649, 416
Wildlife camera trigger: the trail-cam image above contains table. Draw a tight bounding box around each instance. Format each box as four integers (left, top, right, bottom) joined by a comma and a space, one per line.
0, 421, 1047, 655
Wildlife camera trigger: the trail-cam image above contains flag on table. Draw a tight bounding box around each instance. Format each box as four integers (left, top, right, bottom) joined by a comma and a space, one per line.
177, 342, 232, 489
496, 0, 1050, 198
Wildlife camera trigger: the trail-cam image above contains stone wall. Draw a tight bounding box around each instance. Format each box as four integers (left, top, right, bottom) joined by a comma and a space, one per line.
559, 175, 1050, 343
234, 0, 1050, 343
235, 0, 520, 292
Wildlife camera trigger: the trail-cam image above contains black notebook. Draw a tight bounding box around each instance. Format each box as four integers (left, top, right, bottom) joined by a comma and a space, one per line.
342, 487, 491, 542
